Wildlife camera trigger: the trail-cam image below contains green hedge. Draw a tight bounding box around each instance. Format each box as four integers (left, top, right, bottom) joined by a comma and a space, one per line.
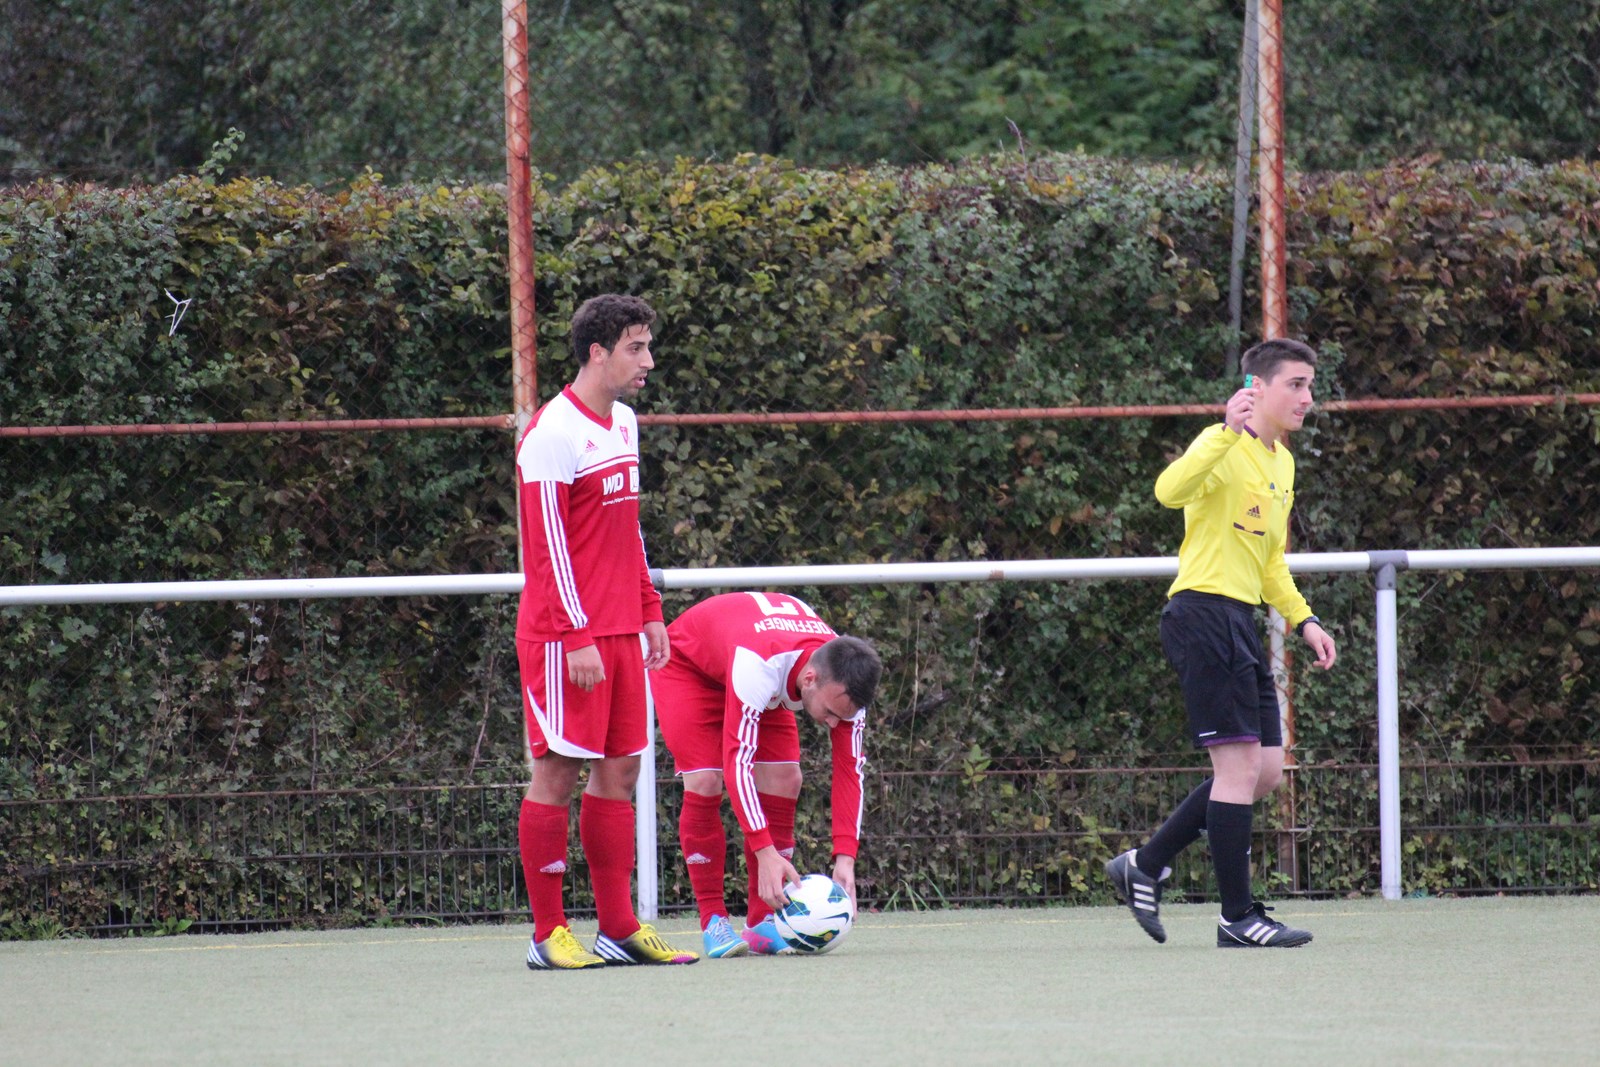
3, 154, 1599, 929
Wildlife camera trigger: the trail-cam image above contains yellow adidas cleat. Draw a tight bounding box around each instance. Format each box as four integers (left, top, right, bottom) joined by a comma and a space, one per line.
526, 925, 607, 970
593, 923, 700, 965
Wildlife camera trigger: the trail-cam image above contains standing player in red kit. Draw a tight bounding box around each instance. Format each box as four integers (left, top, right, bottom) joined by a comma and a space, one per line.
653, 591, 882, 958
517, 294, 698, 970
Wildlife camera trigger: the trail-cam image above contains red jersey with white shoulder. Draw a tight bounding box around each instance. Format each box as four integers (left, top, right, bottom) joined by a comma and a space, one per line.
662, 591, 867, 858
515, 386, 663, 647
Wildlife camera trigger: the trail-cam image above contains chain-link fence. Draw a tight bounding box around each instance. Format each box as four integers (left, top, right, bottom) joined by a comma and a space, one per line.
9, 754, 1598, 936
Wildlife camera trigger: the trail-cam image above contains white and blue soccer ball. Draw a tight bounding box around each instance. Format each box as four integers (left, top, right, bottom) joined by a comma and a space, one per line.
773, 873, 855, 954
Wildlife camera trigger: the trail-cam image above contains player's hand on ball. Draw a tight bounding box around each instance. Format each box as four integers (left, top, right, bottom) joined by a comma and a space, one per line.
830, 854, 857, 909
756, 846, 802, 911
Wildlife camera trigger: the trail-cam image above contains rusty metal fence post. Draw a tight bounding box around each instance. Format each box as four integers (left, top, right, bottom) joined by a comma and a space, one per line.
502, 0, 538, 436
1254, 0, 1300, 893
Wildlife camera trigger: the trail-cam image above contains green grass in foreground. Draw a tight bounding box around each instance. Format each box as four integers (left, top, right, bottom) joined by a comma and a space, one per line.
2, 897, 1596, 1066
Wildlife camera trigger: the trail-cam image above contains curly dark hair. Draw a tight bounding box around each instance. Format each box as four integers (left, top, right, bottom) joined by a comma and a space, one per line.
570, 294, 657, 366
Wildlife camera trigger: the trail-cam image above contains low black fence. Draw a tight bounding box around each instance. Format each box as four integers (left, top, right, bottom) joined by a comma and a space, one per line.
5, 752, 1593, 938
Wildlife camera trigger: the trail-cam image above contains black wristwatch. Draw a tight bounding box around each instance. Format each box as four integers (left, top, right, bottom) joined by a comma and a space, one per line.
1296, 615, 1321, 638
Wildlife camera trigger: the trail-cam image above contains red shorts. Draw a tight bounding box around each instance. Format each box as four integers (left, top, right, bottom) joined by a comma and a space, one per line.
519, 634, 648, 760
652, 659, 799, 774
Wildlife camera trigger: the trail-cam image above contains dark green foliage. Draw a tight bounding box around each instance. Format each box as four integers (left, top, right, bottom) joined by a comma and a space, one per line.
1290, 1, 1600, 170
6, 2, 1598, 185
3, 154, 1599, 932
0, 0, 503, 186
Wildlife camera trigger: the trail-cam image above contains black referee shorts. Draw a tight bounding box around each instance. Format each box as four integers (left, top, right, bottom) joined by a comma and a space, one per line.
1159, 591, 1283, 750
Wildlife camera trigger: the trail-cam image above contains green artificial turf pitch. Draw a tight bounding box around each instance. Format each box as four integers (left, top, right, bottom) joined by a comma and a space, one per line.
3, 897, 1596, 1066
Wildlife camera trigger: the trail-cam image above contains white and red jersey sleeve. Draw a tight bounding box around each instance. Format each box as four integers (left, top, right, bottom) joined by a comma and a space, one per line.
721, 644, 805, 852
827, 715, 867, 858
515, 388, 663, 648
667, 591, 867, 856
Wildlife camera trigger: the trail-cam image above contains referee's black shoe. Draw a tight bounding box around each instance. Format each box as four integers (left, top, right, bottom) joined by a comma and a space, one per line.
1216, 901, 1313, 948
1104, 849, 1168, 944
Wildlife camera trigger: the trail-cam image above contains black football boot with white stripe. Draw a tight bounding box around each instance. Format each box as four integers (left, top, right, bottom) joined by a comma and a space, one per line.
1216, 901, 1313, 948
1104, 849, 1169, 944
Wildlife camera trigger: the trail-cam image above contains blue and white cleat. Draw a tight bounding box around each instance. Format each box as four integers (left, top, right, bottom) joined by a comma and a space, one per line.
741, 916, 795, 956
702, 914, 750, 958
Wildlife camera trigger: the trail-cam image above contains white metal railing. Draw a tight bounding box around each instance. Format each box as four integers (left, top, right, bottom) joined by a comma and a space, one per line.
5, 545, 1598, 906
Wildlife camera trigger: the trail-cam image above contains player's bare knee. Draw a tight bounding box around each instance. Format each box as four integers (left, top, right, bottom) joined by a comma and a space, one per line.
526, 752, 586, 802
1254, 765, 1284, 799
682, 770, 725, 797
754, 762, 802, 797
588, 755, 642, 798
1254, 746, 1286, 798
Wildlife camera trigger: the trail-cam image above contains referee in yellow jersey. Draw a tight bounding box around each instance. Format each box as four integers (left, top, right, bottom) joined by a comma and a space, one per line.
1106, 338, 1337, 949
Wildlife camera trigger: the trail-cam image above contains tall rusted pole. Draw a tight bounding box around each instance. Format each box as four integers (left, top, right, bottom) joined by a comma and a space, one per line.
1257, 0, 1299, 892
1257, 0, 1287, 343
503, 0, 537, 433
1258, 0, 1293, 751
1225, 0, 1259, 377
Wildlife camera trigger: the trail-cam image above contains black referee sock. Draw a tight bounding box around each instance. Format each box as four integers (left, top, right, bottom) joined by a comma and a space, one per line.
1136, 778, 1214, 878
1207, 800, 1255, 922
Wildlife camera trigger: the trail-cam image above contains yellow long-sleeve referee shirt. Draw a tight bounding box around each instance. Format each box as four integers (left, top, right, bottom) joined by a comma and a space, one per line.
1154, 423, 1314, 627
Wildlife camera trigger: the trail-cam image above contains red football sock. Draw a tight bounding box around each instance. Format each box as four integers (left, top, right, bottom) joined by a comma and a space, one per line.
518, 799, 570, 942
744, 792, 798, 928
678, 790, 728, 929
580, 793, 639, 941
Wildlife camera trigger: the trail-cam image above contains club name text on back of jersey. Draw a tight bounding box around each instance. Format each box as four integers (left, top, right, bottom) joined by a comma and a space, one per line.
753, 617, 836, 635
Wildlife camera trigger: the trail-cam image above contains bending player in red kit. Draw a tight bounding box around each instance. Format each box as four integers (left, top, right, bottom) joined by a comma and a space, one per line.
653, 591, 882, 957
